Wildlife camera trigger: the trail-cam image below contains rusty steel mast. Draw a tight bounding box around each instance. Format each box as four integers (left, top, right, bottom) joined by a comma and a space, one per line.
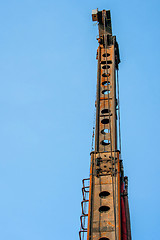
79, 9, 131, 240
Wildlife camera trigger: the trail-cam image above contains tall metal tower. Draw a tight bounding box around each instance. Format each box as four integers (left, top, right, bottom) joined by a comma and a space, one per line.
79, 9, 131, 240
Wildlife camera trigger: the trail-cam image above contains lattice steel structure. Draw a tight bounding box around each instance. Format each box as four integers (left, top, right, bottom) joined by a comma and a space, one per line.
79, 9, 131, 240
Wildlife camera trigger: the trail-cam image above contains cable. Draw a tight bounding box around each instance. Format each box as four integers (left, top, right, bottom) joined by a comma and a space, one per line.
116, 69, 122, 153
91, 104, 96, 152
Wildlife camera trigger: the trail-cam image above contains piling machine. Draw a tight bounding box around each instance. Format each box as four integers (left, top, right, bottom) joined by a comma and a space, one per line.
79, 9, 131, 240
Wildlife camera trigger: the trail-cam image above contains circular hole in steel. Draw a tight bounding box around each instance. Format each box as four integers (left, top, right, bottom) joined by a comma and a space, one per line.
99, 238, 110, 240
102, 65, 110, 70
99, 191, 110, 198
101, 129, 110, 134
101, 60, 112, 65
102, 53, 110, 57
101, 62, 111, 68
102, 81, 110, 86
99, 206, 110, 213
101, 140, 110, 146
101, 118, 109, 124
102, 73, 110, 77
101, 109, 110, 114
102, 90, 110, 95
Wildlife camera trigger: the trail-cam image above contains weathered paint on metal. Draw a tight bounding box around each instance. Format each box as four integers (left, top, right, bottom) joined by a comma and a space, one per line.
79, 9, 131, 240
87, 9, 121, 240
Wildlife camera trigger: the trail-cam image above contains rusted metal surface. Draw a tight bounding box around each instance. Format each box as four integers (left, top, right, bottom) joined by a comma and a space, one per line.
124, 177, 132, 240
79, 9, 131, 240
86, 9, 121, 240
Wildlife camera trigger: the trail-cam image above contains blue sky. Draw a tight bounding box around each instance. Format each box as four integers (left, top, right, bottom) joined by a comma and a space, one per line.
0, 0, 160, 239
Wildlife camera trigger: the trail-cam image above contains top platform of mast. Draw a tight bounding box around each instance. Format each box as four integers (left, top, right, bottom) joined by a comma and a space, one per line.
92, 9, 112, 35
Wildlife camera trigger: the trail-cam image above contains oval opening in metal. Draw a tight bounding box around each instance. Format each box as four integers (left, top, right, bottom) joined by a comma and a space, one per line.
99, 206, 110, 213
102, 81, 110, 86
101, 60, 112, 65
101, 129, 110, 134
101, 62, 110, 68
107, 60, 112, 64
99, 238, 110, 240
102, 65, 111, 70
101, 109, 110, 114
102, 73, 110, 77
101, 140, 110, 145
99, 238, 109, 240
102, 90, 110, 95
99, 191, 110, 198
102, 53, 110, 57
101, 119, 109, 124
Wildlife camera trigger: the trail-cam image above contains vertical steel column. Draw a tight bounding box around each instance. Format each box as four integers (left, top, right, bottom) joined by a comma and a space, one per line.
87, 9, 121, 240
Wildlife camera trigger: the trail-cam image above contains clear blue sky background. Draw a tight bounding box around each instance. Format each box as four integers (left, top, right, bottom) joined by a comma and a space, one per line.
0, 0, 160, 239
